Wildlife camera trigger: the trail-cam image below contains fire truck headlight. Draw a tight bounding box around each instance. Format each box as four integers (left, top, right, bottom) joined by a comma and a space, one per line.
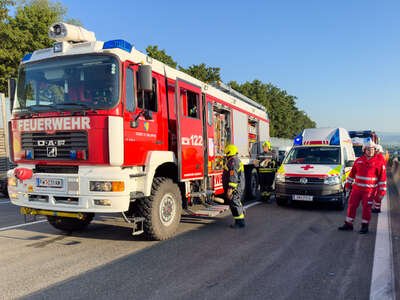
89, 181, 125, 192
8, 177, 17, 186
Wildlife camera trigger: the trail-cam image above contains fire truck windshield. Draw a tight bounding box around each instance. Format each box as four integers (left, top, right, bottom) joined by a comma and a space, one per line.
15, 54, 119, 113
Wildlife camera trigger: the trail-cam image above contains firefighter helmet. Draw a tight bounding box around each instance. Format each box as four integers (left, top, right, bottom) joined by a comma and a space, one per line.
262, 140, 271, 150
224, 144, 238, 156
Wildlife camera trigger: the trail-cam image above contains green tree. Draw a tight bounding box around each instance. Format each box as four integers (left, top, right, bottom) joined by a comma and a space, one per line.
0, 0, 70, 93
229, 80, 315, 138
179, 63, 221, 83
146, 45, 177, 69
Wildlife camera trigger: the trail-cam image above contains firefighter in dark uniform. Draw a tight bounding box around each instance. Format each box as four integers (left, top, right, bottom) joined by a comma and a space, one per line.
258, 141, 278, 200
222, 144, 246, 228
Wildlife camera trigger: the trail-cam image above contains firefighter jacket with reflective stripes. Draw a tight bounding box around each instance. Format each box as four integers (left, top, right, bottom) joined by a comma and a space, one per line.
222, 155, 245, 192
345, 154, 387, 197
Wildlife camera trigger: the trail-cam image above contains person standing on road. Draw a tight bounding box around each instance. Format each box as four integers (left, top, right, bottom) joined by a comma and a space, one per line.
222, 144, 246, 228
258, 141, 278, 199
338, 140, 387, 234
371, 144, 387, 213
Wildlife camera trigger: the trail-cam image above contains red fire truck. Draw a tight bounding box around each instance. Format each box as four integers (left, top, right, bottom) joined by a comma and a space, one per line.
7, 23, 269, 240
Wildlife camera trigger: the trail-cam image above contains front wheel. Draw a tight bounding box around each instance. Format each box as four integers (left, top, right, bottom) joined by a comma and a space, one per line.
47, 213, 94, 232
136, 177, 182, 241
335, 192, 346, 211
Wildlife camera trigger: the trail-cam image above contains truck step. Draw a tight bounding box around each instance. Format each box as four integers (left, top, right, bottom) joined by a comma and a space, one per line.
186, 204, 230, 217
131, 217, 145, 236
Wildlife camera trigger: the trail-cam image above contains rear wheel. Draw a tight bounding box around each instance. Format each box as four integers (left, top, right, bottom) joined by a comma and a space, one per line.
47, 213, 94, 232
245, 168, 259, 200
136, 177, 182, 241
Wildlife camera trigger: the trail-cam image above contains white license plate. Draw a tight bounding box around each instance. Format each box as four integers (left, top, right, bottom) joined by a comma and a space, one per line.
292, 194, 313, 201
36, 178, 63, 188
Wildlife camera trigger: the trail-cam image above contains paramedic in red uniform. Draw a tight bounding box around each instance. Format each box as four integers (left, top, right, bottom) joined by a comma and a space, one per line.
371, 144, 386, 213
338, 140, 387, 234
222, 144, 246, 228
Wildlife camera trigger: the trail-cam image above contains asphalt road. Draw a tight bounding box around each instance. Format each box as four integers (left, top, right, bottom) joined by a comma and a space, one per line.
0, 181, 397, 299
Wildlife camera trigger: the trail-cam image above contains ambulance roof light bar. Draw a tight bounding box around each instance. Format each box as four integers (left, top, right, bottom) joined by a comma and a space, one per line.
293, 133, 303, 145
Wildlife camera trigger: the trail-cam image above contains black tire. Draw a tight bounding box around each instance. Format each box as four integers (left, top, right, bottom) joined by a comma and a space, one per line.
276, 197, 288, 206
1, 187, 8, 198
335, 192, 346, 211
136, 177, 182, 241
245, 168, 259, 200
47, 213, 94, 232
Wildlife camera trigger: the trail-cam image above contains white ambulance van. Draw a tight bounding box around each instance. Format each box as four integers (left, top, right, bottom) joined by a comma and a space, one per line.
275, 127, 355, 210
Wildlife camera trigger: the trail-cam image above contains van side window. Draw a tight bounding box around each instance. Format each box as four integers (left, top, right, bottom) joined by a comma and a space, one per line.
136, 74, 158, 112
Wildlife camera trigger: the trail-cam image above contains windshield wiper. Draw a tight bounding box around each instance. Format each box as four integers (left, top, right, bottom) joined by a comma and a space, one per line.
29, 104, 54, 111
56, 102, 97, 112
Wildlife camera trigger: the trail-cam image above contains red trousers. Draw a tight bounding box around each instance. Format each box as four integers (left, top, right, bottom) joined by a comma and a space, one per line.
346, 188, 374, 224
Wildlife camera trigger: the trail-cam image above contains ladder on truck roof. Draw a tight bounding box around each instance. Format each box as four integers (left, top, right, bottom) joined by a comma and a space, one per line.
211, 81, 266, 112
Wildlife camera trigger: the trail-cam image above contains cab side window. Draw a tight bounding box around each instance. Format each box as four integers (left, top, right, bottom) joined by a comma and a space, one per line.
125, 68, 135, 112
137, 75, 158, 112
186, 90, 199, 119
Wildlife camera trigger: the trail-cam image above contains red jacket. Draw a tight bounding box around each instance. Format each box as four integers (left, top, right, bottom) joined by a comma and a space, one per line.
345, 154, 387, 198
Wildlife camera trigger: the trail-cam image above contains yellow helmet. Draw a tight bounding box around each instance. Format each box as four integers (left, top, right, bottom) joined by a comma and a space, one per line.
224, 144, 238, 156
262, 141, 271, 149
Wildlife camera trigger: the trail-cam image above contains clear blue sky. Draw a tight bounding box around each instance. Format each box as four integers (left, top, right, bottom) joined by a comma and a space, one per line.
62, 0, 399, 133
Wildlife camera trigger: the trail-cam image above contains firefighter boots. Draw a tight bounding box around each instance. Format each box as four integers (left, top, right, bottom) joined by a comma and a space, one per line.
372, 208, 381, 213
359, 223, 369, 234
338, 222, 353, 231
230, 219, 245, 229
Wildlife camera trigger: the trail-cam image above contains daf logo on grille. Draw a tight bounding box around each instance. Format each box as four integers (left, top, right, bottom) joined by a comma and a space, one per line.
299, 177, 308, 184
47, 147, 57, 157
37, 140, 66, 146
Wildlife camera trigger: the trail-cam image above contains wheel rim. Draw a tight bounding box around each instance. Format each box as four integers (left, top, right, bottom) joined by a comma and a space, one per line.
159, 193, 176, 227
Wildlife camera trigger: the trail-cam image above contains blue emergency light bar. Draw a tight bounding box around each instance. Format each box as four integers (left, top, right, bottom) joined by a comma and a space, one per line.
102, 39, 132, 53
293, 133, 303, 145
349, 130, 372, 138
22, 53, 32, 62
329, 129, 340, 145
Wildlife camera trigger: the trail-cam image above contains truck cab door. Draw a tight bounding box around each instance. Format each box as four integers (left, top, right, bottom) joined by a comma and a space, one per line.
175, 80, 204, 181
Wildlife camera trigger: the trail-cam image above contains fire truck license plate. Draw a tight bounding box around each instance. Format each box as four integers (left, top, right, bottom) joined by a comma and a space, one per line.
36, 178, 63, 188
292, 194, 313, 201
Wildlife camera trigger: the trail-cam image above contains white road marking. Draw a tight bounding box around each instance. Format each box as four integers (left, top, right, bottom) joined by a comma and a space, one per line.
244, 201, 262, 209
369, 194, 395, 300
0, 220, 47, 232
0, 200, 11, 204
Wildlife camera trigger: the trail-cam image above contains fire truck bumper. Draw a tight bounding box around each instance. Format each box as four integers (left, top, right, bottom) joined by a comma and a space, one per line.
7, 166, 145, 213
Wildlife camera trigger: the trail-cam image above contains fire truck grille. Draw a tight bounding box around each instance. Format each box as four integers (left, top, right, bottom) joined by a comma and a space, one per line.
21, 131, 88, 160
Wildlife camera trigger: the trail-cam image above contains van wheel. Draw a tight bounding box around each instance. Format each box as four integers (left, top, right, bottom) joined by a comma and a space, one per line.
335, 192, 346, 211
47, 213, 94, 232
136, 177, 182, 241
276, 197, 288, 206
245, 168, 259, 200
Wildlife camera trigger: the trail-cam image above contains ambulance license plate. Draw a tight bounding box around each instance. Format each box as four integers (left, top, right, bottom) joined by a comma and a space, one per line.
36, 178, 63, 188
292, 194, 313, 201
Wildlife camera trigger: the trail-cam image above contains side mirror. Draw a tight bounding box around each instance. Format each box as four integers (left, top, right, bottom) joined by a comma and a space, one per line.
138, 65, 152, 92
8, 78, 16, 111
345, 160, 354, 167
